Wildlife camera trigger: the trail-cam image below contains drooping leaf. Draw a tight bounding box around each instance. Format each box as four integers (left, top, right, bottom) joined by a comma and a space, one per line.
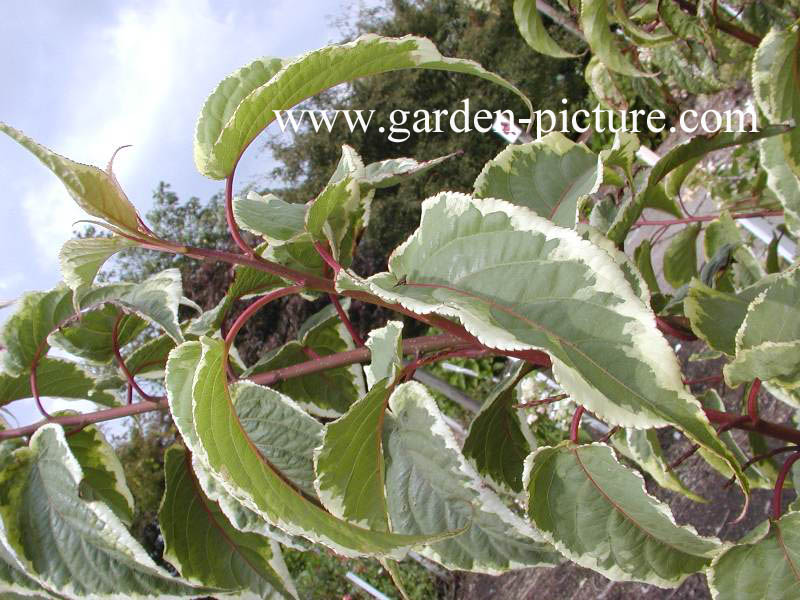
708, 512, 800, 599
314, 379, 393, 531
159, 445, 296, 599
189, 337, 458, 558
363, 321, 403, 390
580, 0, 652, 77
67, 425, 135, 525
474, 132, 601, 228
611, 429, 706, 503
195, 34, 532, 179
165, 342, 311, 552
462, 361, 534, 493
0, 357, 117, 408
663, 223, 700, 288
760, 135, 800, 236
0, 425, 208, 599
385, 382, 560, 573
0, 123, 142, 233
524, 442, 721, 586
59, 236, 136, 293
513, 0, 580, 58
725, 267, 800, 388
337, 192, 743, 484
233, 381, 323, 498
752, 27, 800, 177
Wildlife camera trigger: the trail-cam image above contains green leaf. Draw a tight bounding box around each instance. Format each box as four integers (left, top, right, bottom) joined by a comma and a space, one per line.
194, 56, 286, 176
607, 126, 791, 244
364, 321, 403, 390
0, 123, 142, 233
685, 278, 772, 356
59, 236, 136, 293
473, 132, 602, 228
462, 361, 534, 493
600, 131, 640, 186
67, 425, 135, 525
188, 337, 458, 558
194, 34, 532, 179
233, 381, 323, 498
725, 267, 800, 388
234, 193, 307, 245
362, 153, 457, 190
314, 379, 393, 531
305, 175, 362, 262
708, 512, 800, 599
634, 239, 661, 294
385, 382, 559, 573
124, 333, 176, 379
337, 192, 743, 485
513, 0, 580, 58
0, 287, 74, 376
77, 269, 185, 343
752, 27, 800, 177
580, 0, 652, 77
613, 0, 675, 46
663, 223, 700, 288
159, 445, 297, 599
524, 442, 721, 586
577, 224, 650, 304
611, 429, 706, 503
704, 212, 765, 288
585, 56, 629, 111
0, 425, 208, 598
0, 357, 117, 408
49, 305, 146, 364
760, 135, 800, 235
244, 306, 362, 416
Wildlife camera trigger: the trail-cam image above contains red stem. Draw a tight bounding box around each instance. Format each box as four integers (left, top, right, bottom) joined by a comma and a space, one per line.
514, 393, 569, 409
705, 409, 800, 445
747, 378, 761, 424
772, 451, 800, 519
723, 445, 800, 489
224, 285, 305, 351
329, 294, 364, 346
112, 312, 154, 402
224, 170, 257, 258
401, 347, 488, 381
313, 241, 340, 275
633, 209, 782, 228
570, 406, 585, 443
656, 316, 697, 341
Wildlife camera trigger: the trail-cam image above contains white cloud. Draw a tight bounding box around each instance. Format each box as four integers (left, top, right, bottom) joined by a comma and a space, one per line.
18, 0, 341, 267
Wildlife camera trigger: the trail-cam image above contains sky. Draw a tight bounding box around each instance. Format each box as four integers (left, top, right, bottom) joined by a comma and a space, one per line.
0, 0, 363, 428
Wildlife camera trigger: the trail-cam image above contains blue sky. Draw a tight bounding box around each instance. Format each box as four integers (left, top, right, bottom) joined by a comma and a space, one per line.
0, 0, 361, 427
